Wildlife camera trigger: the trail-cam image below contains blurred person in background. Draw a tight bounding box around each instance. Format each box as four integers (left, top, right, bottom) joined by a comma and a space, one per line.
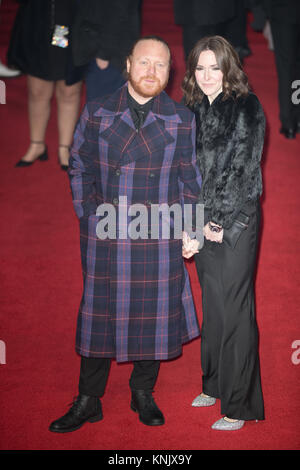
174, 0, 251, 63
8, 0, 84, 170
263, 0, 300, 139
0, 0, 20, 77
71, 0, 141, 102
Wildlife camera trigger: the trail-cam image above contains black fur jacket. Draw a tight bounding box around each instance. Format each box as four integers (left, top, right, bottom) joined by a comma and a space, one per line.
190, 92, 265, 229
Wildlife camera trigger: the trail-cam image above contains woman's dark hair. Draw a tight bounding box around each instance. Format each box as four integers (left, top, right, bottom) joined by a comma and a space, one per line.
182, 36, 249, 106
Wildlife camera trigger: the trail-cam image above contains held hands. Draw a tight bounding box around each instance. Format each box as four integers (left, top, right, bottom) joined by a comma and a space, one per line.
182, 222, 224, 259
182, 232, 200, 259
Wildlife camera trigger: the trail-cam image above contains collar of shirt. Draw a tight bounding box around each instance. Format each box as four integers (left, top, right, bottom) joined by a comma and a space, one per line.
127, 89, 154, 130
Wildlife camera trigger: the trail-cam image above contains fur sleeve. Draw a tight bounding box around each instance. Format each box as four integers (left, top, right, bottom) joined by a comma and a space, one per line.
211, 94, 265, 228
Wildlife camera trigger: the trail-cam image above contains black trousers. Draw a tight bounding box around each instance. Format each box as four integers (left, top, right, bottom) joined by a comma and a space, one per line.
78, 356, 160, 397
194, 201, 264, 421
270, 20, 300, 129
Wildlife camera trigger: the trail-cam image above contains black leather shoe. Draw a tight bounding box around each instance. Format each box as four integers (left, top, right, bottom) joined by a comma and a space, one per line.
280, 127, 296, 139
49, 394, 103, 433
131, 390, 165, 426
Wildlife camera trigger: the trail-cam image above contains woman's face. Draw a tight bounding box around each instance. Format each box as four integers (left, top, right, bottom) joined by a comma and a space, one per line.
195, 50, 223, 103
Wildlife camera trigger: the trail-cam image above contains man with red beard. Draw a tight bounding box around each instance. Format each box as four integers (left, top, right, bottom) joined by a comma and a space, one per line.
49, 36, 202, 433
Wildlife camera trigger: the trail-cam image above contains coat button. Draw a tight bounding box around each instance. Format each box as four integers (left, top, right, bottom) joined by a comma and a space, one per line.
115, 169, 121, 176
113, 198, 119, 206
149, 172, 155, 178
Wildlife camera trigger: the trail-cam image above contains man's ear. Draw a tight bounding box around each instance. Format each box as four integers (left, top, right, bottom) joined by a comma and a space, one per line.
126, 57, 131, 74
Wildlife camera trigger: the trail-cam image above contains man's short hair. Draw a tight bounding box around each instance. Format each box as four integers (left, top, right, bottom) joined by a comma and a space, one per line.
128, 35, 172, 65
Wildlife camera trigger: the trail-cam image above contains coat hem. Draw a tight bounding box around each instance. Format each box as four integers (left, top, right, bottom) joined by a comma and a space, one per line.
75, 332, 200, 363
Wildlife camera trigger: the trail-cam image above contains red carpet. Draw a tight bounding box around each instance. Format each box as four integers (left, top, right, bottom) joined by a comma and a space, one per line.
0, 0, 300, 451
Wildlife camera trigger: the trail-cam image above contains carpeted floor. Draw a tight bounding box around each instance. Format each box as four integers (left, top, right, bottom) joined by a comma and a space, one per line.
0, 0, 299, 451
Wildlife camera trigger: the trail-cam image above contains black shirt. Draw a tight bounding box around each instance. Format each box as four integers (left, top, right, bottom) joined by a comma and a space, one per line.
127, 90, 154, 131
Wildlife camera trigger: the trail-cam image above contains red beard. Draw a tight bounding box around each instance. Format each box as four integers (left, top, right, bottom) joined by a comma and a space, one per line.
128, 72, 168, 99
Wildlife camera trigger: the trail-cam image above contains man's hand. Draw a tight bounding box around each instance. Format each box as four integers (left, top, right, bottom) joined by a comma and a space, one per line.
182, 232, 200, 259
96, 58, 110, 70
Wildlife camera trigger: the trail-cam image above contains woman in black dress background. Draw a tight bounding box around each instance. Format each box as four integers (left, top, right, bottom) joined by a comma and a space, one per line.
8, 0, 84, 169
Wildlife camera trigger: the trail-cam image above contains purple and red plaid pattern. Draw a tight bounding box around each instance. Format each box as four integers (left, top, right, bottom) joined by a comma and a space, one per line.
69, 84, 202, 362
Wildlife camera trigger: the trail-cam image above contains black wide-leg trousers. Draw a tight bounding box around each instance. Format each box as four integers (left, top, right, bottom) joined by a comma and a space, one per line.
194, 201, 264, 421
78, 356, 160, 397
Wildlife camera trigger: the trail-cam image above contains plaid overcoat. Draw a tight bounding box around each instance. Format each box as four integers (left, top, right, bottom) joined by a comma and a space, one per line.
69, 84, 202, 362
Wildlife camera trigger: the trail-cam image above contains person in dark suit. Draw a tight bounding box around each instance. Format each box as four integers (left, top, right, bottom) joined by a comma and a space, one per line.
182, 36, 265, 431
71, 0, 141, 102
49, 36, 202, 433
173, 0, 251, 62
263, 0, 300, 138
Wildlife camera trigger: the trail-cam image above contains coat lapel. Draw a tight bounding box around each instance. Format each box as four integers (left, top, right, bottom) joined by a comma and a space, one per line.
95, 84, 181, 167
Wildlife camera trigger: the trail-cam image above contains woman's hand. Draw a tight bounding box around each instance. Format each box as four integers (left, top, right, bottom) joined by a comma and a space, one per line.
203, 222, 224, 243
182, 232, 200, 259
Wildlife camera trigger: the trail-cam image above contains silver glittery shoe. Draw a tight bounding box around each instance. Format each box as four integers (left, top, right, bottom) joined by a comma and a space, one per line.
211, 417, 245, 430
191, 394, 216, 407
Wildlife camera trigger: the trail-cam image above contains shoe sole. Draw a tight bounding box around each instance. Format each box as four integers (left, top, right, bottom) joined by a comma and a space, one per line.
49, 414, 103, 433
130, 404, 165, 426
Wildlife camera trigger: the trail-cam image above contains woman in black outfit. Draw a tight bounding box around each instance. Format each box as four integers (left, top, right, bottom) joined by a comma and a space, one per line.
8, 0, 83, 169
182, 36, 265, 430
